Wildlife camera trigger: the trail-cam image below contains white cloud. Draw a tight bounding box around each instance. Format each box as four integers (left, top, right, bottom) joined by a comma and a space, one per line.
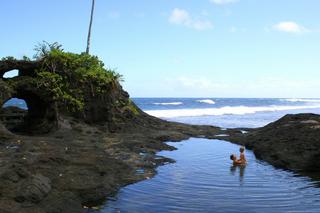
175, 77, 227, 90
273, 21, 308, 34
169, 8, 213, 30
210, 0, 238, 5
169, 9, 189, 24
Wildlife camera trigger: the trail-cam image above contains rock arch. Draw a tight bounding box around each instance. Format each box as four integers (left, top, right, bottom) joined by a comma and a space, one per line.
1, 87, 57, 134
1, 98, 28, 132
0, 59, 57, 135
2, 69, 19, 79
0, 59, 39, 78
1, 91, 57, 134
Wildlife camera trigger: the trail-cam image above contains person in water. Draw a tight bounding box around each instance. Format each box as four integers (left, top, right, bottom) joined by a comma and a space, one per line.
230, 147, 247, 165
239, 147, 247, 164
230, 154, 242, 165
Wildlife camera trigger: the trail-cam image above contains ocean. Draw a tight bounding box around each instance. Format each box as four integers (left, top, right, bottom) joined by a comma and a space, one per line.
4, 97, 320, 212
5, 97, 320, 128
96, 98, 320, 213
133, 98, 320, 128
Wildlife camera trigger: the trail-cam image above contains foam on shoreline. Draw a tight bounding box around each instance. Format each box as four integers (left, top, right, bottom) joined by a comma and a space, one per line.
145, 105, 320, 118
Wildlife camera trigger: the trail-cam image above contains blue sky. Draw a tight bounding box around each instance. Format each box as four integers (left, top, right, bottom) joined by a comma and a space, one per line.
1, 0, 319, 98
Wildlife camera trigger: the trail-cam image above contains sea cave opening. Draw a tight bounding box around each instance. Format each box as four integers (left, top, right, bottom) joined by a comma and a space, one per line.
0, 98, 28, 133
0, 91, 57, 135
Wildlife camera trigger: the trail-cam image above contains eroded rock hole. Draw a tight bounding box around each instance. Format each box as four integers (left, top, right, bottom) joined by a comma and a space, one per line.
0, 98, 28, 132
2, 69, 19, 79
0, 91, 57, 134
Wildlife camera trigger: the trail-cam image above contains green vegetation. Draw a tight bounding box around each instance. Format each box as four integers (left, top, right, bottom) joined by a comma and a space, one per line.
5, 42, 123, 112
124, 99, 140, 115
35, 42, 122, 111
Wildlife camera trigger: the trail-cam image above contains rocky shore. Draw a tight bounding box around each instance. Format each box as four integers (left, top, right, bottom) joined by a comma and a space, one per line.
0, 112, 228, 213
227, 113, 320, 179
2, 111, 319, 213
1, 49, 319, 212
0, 52, 228, 213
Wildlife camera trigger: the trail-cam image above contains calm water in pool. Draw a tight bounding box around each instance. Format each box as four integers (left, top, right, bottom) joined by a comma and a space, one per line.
92, 139, 320, 213
84, 98, 320, 212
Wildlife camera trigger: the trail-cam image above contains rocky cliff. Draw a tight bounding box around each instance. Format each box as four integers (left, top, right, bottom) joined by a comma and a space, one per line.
227, 113, 320, 179
0, 47, 222, 213
1, 45, 319, 212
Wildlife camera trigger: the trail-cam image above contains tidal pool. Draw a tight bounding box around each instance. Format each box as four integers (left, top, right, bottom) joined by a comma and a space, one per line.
92, 138, 320, 213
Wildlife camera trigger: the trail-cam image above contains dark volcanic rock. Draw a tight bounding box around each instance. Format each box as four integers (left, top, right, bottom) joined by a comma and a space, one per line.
229, 113, 320, 174
0, 106, 28, 131
0, 59, 40, 77
16, 174, 51, 204
1, 55, 319, 212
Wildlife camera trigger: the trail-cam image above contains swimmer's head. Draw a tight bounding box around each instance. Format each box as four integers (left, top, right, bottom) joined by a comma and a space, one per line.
240, 147, 245, 153
230, 154, 236, 160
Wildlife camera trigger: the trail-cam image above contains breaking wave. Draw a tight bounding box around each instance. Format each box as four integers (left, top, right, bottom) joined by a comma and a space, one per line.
145, 105, 320, 118
196, 99, 215, 104
282, 98, 320, 103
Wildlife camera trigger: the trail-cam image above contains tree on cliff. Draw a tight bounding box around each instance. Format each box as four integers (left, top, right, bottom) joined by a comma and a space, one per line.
86, 0, 95, 54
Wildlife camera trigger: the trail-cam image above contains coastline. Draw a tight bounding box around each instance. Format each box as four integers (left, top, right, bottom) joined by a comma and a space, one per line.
2, 112, 320, 212
1, 58, 319, 213
0, 113, 227, 213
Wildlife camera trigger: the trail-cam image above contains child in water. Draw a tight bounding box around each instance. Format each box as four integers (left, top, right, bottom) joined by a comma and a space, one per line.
239, 147, 247, 164
230, 147, 247, 165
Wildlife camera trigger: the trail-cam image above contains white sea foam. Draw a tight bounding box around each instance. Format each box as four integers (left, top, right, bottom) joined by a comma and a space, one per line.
153, 102, 183, 106
145, 105, 320, 118
282, 98, 320, 103
196, 99, 215, 104
215, 134, 229, 137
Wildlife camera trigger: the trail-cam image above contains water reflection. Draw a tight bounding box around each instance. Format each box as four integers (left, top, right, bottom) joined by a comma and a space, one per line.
96, 139, 320, 213
230, 165, 246, 184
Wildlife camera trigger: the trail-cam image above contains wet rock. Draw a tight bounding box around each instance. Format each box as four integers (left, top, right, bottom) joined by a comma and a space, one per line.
1, 170, 20, 183
0, 200, 22, 213
230, 113, 320, 174
15, 174, 51, 204
41, 191, 83, 213
300, 120, 319, 124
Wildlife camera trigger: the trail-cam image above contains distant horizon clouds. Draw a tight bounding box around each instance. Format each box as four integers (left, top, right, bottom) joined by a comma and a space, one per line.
169, 8, 213, 30
273, 21, 309, 34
